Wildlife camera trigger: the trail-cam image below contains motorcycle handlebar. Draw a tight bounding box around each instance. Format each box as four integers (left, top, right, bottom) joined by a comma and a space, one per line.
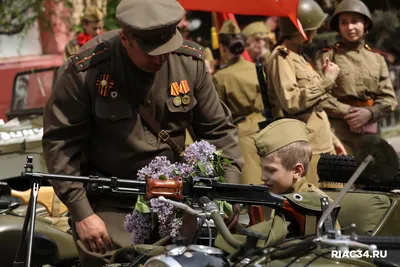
352, 235, 400, 249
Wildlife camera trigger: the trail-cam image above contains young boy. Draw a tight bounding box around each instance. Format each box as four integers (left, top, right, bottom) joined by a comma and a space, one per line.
215, 119, 338, 253
254, 118, 330, 197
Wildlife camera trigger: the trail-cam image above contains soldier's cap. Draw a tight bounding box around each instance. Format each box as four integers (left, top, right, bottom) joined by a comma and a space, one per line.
116, 0, 184, 56
82, 6, 104, 22
242, 21, 271, 39
254, 119, 309, 157
219, 20, 241, 35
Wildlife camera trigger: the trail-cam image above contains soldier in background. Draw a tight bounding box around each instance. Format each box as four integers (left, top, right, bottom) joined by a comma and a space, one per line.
64, 6, 104, 59
212, 20, 265, 185
242, 21, 276, 64
265, 0, 347, 187
315, 0, 398, 154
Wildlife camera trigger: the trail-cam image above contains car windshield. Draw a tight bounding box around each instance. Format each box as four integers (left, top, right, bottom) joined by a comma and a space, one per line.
11, 67, 59, 112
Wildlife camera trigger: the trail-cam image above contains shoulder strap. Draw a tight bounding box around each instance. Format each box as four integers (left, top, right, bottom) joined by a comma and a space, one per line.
137, 105, 184, 156
172, 40, 205, 60
71, 42, 110, 73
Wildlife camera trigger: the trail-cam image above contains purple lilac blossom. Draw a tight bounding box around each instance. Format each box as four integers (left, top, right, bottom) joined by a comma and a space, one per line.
150, 198, 180, 239
137, 156, 176, 180
184, 141, 216, 165
124, 210, 152, 245
174, 162, 195, 178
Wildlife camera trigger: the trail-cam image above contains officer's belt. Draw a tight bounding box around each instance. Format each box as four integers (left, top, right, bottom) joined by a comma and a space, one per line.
283, 105, 323, 118
137, 105, 184, 156
339, 96, 374, 107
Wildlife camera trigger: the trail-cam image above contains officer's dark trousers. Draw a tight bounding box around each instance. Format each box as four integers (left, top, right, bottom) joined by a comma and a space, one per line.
71, 205, 132, 267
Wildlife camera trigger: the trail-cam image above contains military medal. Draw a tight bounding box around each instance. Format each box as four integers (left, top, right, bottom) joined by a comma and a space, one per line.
96, 74, 115, 97
173, 96, 182, 107
182, 95, 191, 105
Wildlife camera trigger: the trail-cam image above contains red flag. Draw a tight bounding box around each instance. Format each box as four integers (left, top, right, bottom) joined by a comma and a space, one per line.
178, 0, 306, 39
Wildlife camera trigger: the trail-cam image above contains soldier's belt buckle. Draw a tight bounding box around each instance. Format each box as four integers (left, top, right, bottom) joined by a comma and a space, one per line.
158, 130, 170, 142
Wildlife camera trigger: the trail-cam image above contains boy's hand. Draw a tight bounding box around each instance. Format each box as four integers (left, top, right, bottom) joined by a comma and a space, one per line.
334, 142, 347, 155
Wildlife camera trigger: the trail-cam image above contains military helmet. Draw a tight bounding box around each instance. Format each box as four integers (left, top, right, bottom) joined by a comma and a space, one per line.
329, 0, 373, 32
279, 0, 328, 37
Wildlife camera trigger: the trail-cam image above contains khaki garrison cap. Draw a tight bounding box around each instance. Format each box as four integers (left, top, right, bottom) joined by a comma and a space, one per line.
116, 0, 185, 55
82, 6, 104, 22
254, 119, 309, 157
242, 21, 270, 39
219, 20, 241, 35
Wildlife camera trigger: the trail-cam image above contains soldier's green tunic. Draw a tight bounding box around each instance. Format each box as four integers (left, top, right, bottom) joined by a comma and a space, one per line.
266, 45, 345, 186
315, 41, 398, 154
213, 56, 265, 185
42, 29, 244, 265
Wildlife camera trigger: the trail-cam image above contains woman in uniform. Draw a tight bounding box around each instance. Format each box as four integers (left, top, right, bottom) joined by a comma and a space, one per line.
315, 0, 398, 154
265, 0, 347, 187
212, 20, 265, 185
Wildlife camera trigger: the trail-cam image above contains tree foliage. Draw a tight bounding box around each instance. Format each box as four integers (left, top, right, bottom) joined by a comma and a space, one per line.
0, 0, 73, 35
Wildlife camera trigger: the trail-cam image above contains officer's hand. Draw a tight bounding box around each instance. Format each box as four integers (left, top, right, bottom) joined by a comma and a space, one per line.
344, 107, 372, 128
323, 58, 340, 81
75, 214, 114, 254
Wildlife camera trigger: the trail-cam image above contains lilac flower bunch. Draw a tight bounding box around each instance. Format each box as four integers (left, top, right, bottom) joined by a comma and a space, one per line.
124, 141, 232, 245
137, 156, 176, 181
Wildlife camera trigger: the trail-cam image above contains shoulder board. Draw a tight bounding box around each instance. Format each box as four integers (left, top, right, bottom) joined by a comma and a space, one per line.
322, 47, 332, 52
71, 42, 110, 73
364, 44, 388, 56
277, 46, 290, 57
172, 40, 205, 60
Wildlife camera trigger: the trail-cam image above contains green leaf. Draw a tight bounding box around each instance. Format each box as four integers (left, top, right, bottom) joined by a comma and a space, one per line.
197, 162, 207, 174
218, 176, 226, 183
216, 162, 225, 176
135, 195, 151, 213
223, 158, 233, 167
159, 175, 168, 180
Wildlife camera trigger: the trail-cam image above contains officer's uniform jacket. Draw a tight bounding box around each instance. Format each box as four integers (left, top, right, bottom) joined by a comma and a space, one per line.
43, 29, 244, 222
212, 56, 265, 185
266, 45, 344, 154
315, 41, 398, 151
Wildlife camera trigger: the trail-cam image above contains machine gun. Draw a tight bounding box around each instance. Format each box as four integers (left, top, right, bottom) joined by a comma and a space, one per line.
15, 155, 337, 267
255, 61, 276, 130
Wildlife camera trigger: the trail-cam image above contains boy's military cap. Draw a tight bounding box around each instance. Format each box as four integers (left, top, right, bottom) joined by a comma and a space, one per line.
254, 119, 309, 157
116, 0, 184, 56
82, 6, 104, 22
242, 21, 270, 39
219, 20, 241, 35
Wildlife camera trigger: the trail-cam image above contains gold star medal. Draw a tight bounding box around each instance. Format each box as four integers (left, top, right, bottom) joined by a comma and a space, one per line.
173, 96, 182, 107
182, 95, 191, 105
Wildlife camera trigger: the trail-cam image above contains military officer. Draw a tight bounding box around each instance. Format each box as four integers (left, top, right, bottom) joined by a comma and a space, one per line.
242, 21, 275, 64
42, 0, 244, 265
265, 0, 347, 187
315, 0, 398, 154
212, 20, 265, 185
63, 6, 104, 59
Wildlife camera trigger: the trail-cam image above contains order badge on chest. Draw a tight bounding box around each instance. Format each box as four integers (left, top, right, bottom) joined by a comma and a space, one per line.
170, 80, 191, 107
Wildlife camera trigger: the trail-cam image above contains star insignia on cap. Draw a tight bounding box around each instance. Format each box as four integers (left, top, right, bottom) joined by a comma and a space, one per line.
160, 33, 166, 40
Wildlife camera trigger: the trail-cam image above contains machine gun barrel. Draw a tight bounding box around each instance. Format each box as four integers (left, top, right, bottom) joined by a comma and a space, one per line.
21, 159, 284, 208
